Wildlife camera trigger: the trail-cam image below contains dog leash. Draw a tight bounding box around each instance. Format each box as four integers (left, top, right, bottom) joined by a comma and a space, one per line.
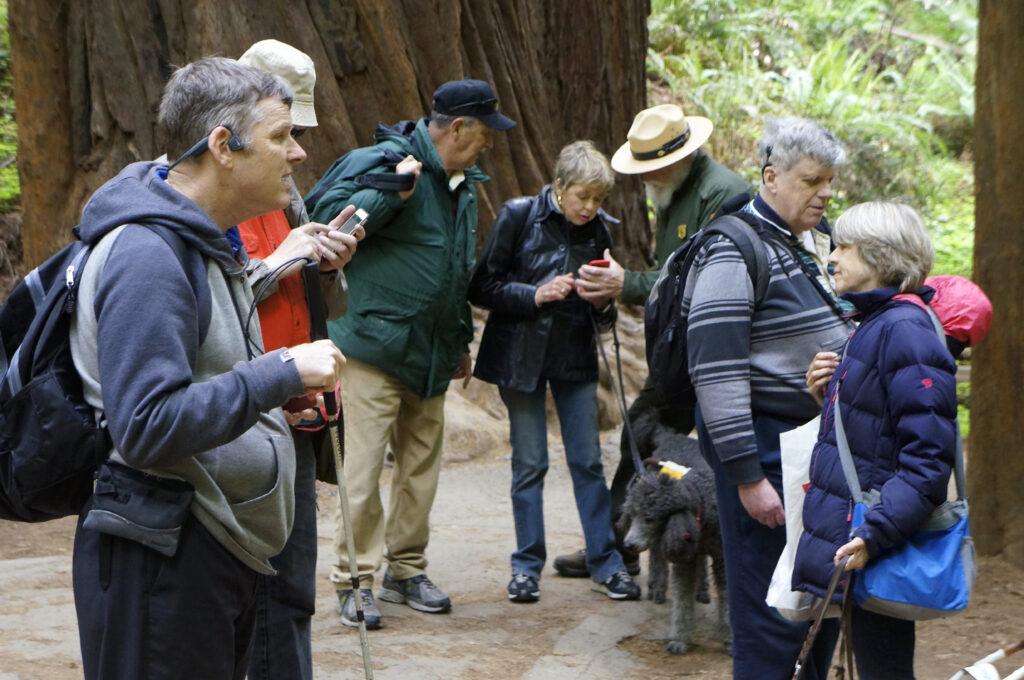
794, 555, 852, 680
590, 313, 646, 481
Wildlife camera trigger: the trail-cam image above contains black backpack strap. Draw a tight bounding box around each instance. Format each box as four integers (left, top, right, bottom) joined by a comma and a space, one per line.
690, 213, 770, 306
306, 123, 421, 210
352, 148, 417, 192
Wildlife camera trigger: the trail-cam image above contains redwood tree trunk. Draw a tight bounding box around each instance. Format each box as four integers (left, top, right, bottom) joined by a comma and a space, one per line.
972, 0, 1024, 562
9, 0, 651, 271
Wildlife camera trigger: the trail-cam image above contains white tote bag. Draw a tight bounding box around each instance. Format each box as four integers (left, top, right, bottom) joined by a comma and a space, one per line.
765, 415, 839, 621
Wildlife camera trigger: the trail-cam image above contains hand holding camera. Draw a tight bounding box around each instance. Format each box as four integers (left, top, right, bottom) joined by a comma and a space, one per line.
575, 248, 624, 305
316, 205, 367, 271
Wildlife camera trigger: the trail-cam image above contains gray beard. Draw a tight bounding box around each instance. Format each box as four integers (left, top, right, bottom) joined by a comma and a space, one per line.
644, 162, 693, 211
645, 181, 679, 211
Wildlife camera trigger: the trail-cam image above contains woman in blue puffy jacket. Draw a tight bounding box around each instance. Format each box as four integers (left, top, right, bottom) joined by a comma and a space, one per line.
793, 201, 958, 679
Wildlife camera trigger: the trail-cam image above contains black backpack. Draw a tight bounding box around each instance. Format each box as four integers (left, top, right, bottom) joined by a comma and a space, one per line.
0, 225, 198, 522
644, 213, 770, 407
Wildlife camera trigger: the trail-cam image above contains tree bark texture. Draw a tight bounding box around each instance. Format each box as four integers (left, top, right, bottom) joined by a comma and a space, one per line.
9, 0, 651, 272
972, 0, 1024, 562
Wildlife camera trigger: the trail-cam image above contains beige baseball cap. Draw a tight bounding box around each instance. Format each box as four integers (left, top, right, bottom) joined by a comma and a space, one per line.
238, 39, 317, 127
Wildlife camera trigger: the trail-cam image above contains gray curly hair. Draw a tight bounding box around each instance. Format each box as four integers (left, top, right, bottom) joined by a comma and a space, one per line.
759, 117, 846, 173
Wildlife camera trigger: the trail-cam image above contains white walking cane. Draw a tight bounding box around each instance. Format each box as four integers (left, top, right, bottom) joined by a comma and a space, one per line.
303, 263, 374, 679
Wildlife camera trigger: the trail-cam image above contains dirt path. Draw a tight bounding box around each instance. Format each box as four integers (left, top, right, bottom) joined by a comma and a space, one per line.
2, 438, 1022, 679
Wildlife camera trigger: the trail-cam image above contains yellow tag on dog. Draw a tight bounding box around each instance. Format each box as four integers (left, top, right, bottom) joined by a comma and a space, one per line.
658, 461, 691, 479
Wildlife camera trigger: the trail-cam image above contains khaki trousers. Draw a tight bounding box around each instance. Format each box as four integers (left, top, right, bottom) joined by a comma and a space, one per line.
330, 357, 446, 589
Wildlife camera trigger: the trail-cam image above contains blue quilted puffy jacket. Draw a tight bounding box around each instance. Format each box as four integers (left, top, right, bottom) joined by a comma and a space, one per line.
792, 286, 958, 601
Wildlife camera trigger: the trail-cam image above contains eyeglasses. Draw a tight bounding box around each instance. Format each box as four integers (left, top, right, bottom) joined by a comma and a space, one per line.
761, 144, 774, 175
291, 127, 307, 140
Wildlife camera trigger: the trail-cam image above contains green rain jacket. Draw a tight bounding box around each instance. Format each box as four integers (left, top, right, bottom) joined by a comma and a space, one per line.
621, 149, 751, 305
307, 118, 484, 398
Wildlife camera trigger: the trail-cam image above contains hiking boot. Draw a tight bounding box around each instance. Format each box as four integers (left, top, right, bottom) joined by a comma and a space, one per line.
592, 570, 642, 601
553, 549, 641, 578
337, 588, 382, 630
507, 574, 540, 603
553, 549, 589, 578
378, 571, 451, 613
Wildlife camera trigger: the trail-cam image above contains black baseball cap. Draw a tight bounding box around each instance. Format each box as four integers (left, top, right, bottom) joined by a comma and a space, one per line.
432, 79, 516, 131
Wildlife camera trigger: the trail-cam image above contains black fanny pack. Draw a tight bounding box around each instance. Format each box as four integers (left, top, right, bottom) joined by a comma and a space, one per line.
82, 461, 195, 556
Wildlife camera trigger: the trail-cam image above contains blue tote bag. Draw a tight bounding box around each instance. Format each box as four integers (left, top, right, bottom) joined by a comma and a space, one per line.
836, 394, 976, 620
847, 485, 974, 619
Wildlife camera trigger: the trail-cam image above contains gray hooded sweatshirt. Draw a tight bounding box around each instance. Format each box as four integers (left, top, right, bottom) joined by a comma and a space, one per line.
70, 161, 306, 574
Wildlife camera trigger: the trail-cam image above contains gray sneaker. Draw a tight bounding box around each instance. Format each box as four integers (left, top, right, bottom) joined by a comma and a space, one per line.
337, 588, 382, 629
378, 571, 451, 613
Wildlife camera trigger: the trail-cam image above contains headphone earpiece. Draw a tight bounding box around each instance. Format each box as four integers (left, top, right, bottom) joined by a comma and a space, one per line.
167, 123, 243, 170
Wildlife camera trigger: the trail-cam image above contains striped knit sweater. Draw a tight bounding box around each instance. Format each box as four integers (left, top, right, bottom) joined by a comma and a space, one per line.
682, 198, 855, 485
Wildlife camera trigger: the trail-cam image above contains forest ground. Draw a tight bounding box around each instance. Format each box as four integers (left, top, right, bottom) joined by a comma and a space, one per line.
1, 431, 1022, 680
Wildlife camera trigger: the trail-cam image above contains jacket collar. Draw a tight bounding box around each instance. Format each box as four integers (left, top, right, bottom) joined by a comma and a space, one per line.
749, 193, 832, 240
412, 118, 491, 187
844, 286, 936, 318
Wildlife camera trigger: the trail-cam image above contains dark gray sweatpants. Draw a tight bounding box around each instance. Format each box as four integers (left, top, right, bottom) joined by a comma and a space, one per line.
73, 507, 259, 680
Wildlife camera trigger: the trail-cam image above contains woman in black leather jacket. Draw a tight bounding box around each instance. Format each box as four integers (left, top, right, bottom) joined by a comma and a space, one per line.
468, 141, 641, 604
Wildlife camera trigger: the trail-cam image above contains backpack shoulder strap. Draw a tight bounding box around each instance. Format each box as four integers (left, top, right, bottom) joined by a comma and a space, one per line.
305, 131, 418, 211
699, 213, 771, 305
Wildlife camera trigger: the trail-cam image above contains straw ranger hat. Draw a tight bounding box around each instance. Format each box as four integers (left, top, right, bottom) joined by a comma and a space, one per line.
239, 39, 318, 128
611, 104, 713, 174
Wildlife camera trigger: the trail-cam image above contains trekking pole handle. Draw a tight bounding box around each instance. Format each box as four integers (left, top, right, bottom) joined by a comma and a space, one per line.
301, 261, 338, 415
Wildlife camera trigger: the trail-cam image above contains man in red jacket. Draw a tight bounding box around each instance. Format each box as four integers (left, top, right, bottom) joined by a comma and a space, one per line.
234, 39, 362, 680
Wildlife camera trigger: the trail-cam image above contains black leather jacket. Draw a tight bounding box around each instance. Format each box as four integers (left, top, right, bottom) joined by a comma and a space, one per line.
469, 185, 617, 391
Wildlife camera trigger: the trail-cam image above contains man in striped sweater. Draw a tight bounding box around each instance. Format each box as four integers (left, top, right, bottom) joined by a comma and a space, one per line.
683, 117, 854, 679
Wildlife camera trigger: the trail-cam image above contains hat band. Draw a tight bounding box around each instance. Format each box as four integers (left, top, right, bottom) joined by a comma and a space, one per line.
631, 124, 691, 161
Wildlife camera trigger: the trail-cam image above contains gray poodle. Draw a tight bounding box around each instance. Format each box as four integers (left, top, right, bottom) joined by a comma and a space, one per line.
618, 414, 730, 655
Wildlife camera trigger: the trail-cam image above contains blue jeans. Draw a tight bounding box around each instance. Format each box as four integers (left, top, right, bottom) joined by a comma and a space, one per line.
500, 378, 624, 583
696, 406, 837, 680
247, 430, 318, 680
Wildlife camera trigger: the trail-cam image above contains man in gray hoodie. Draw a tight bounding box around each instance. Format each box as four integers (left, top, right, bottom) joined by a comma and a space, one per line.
68, 57, 345, 680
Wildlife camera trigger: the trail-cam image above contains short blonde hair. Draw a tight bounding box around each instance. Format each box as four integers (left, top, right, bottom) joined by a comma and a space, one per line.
833, 202, 935, 292
554, 140, 614, 194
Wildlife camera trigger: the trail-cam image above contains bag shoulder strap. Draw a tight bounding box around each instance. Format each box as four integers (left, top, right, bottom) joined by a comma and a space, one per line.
833, 303, 965, 502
